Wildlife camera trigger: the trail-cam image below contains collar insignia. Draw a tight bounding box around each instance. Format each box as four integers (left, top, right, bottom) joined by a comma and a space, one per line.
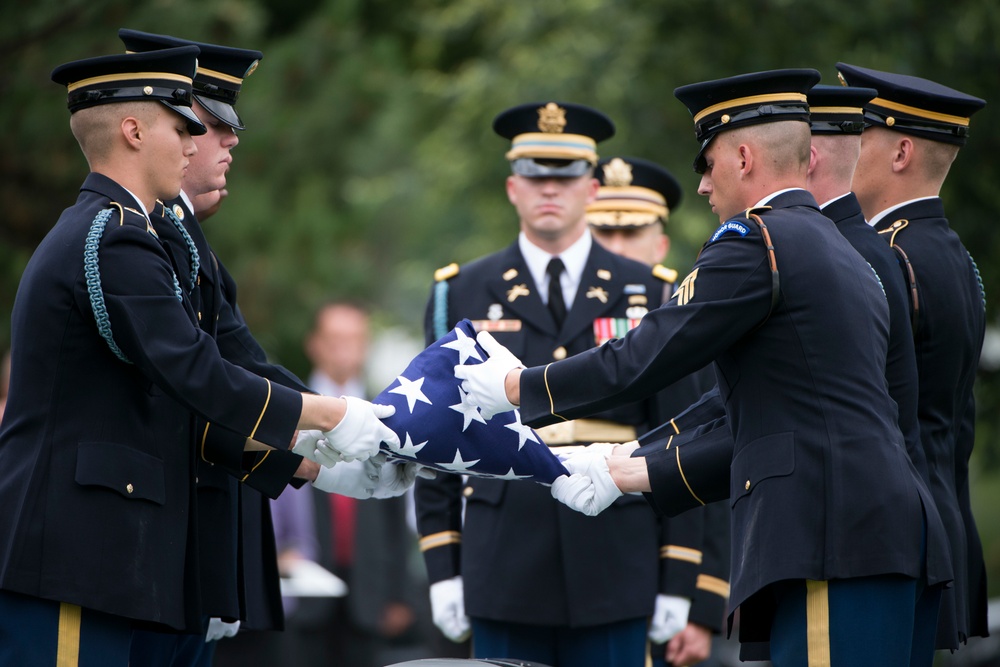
506, 283, 530, 302
586, 286, 609, 303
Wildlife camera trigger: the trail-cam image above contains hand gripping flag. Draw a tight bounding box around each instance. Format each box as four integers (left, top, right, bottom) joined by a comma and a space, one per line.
373, 319, 569, 484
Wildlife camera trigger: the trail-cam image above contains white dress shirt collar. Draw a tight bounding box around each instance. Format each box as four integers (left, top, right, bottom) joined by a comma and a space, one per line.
755, 187, 806, 208
121, 186, 150, 221
518, 230, 592, 307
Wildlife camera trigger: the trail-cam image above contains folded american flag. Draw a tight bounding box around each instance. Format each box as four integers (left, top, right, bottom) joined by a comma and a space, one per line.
373, 320, 570, 484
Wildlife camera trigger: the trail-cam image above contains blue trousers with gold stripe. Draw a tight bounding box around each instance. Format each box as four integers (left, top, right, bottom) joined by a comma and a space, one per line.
471, 616, 647, 667
0, 590, 132, 667
769, 575, 940, 667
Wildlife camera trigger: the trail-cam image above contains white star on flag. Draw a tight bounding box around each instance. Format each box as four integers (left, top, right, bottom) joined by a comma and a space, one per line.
504, 411, 539, 450
389, 375, 432, 413
395, 432, 429, 458
441, 326, 483, 364
488, 468, 532, 481
449, 386, 488, 432
438, 448, 481, 472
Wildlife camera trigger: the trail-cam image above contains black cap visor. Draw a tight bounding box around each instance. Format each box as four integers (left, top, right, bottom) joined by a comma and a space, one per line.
163, 101, 207, 135
511, 158, 592, 178
195, 94, 245, 130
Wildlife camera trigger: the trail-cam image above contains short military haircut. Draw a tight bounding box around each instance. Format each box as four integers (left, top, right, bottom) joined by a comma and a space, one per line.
69, 101, 157, 166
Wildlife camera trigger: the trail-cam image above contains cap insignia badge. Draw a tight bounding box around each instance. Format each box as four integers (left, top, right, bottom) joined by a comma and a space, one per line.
602, 158, 633, 187
245, 60, 259, 78
537, 103, 567, 134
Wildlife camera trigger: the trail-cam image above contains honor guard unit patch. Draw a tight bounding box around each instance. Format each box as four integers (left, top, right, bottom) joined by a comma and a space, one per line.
709, 220, 751, 244
594, 317, 643, 346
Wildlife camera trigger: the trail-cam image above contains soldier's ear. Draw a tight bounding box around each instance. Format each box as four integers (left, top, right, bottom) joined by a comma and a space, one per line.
891, 137, 915, 174
505, 175, 519, 205
121, 116, 143, 150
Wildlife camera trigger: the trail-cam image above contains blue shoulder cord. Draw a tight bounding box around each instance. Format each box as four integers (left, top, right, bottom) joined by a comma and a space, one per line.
969, 251, 986, 311
163, 204, 200, 293
84, 208, 131, 363
84, 204, 201, 364
433, 280, 449, 340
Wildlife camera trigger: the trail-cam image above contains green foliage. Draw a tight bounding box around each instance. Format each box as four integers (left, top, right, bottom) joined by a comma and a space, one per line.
3, 4, 1000, 559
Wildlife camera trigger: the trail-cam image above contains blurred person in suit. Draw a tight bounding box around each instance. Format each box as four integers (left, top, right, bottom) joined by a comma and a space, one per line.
263, 301, 435, 667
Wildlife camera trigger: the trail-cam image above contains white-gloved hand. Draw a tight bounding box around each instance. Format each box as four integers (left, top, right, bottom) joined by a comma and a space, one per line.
312, 453, 385, 499
372, 460, 436, 499
429, 576, 471, 642
648, 594, 692, 643
205, 618, 240, 642
559, 447, 624, 516
550, 473, 596, 512
453, 331, 522, 420
321, 397, 400, 462
291, 429, 329, 464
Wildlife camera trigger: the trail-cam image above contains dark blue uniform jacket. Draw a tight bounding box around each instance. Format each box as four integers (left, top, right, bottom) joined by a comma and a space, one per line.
518, 190, 952, 644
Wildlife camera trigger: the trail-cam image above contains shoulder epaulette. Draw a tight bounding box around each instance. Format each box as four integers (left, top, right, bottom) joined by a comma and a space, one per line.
434, 263, 460, 282
652, 265, 678, 284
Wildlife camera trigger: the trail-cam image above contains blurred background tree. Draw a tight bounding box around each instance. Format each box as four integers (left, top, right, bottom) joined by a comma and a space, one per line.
2, 0, 999, 594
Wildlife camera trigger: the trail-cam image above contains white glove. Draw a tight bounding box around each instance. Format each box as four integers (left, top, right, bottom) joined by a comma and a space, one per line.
551, 473, 596, 511
320, 397, 400, 463
648, 594, 691, 643
371, 460, 435, 499
312, 454, 385, 499
453, 331, 522, 420
205, 618, 240, 642
292, 429, 329, 464
429, 575, 471, 642
558, 447, 623, 516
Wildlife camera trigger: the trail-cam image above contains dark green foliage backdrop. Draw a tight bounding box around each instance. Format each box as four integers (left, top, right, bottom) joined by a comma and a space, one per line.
3, 0, 999, 590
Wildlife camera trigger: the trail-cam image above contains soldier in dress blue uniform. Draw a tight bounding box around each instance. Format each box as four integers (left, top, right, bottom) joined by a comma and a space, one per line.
587, 156, 731, 667
116, 30, 421, 667
805, 84, 928, 479
0, 47, 398, 667
414, 102, 714, 667
836, 62, 989, 651
457, 70, 954, 667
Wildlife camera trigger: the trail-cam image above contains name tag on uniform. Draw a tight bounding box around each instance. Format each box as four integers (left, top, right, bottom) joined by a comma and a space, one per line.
471, 319, 522, 333
593, 317, 642, 346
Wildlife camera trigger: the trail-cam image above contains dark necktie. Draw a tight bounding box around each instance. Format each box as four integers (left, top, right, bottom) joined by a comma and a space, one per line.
547, 257, 567, 328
